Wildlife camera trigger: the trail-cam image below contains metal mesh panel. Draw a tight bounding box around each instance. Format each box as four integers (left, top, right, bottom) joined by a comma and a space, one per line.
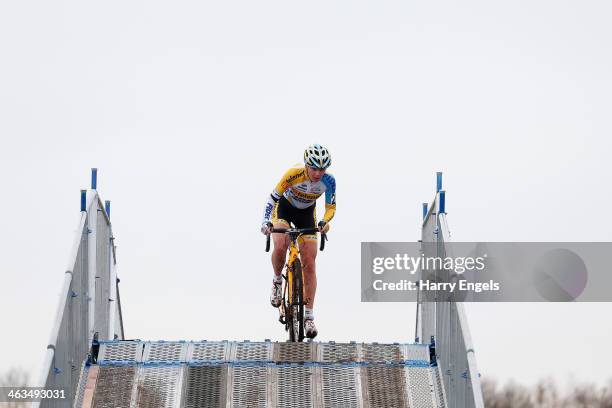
234, 342, 270, 361
95, 206, 111, 340
276, 366, 313, 408
443, 306, 473, 408
40, 195, 122, 408
72, 230, 91, 368
363, 366, 408, 408
73, 363, 89, 408
274, 342, 313, 362
419, 302, 436, 347
320, 343, 358, 363
183, 365, 227, 408
417, 189, 485, 408
190, 342, 228, 361
135, 365, 182, 408
144, 342, 186, 362
321, 367, 359, 408
436, 215, 483, 408
362, 343, 403, 362
98, 342, 143, 362
41, 222, 90, 408
231, 366, 267, 407
419, 203, 438, 343
407, 367, 435, 408
405, 344, 430, 362
114, 278, 124, 340
433, 365, 447, 408
67, 230, 91, 402
92, 366, 137, 408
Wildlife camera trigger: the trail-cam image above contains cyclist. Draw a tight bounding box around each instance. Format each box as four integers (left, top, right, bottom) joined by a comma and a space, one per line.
261, 144, 336, 339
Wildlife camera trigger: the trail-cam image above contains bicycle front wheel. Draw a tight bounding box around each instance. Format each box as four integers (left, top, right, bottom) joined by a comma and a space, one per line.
290, 258, 305, 342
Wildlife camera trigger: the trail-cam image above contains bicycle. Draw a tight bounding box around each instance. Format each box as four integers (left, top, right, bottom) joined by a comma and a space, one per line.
266, 226, 327, 342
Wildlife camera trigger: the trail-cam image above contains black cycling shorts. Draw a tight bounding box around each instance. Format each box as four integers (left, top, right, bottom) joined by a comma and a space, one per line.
272, 196, 316, 230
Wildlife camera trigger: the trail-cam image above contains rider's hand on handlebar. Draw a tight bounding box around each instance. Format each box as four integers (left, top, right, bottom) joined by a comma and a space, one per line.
261, 221, 273, 236
317, 220, 330, 234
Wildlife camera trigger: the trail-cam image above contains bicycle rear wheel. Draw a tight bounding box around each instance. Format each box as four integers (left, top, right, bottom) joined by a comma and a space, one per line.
289, 259, 304, 342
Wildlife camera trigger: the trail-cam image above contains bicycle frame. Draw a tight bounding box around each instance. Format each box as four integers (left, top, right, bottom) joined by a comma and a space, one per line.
285, 240, 300, 311
265, 227, 327, 341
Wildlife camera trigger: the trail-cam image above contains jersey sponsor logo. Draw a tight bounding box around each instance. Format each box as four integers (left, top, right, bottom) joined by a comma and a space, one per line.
330, 193, 336, 204
290, 189, 321, 201
294, 182, 322, 194
290, 195, 315, 205
264, 203, 274, 220
285, 191, 317, 205
284, 171, 305, 185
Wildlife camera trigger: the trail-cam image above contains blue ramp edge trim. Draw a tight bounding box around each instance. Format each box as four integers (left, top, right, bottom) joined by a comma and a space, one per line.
97, 359, 431, 368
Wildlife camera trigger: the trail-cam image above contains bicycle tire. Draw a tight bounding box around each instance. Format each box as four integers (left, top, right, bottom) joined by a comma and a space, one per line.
285, 275, 295, 342
284, 268, 296, 342
291, 258, 305, 342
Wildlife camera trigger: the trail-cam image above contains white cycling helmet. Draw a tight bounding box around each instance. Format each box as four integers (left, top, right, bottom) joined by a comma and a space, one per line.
304, 144, 332, 169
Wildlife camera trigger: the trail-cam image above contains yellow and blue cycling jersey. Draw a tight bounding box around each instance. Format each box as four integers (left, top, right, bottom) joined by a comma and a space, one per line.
262, 164, 336, 225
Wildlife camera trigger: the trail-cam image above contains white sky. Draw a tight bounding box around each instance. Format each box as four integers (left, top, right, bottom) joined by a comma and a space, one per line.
1, 0, 611, 388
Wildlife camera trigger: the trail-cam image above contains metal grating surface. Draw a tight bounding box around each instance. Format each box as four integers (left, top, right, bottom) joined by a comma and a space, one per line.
231, 366, 267, 408
274, 342, 313, 362
98, 341, 142, 362
144, 342, 186, 362
362, 343, 404, 362
92, 366, 137, 408
183, 365, 227, 408
190, 342, 228, 361
363, 366, 408, 408
74, 342, 446, 408
73, 362, 89, 408
135, 365, 182, 408
320, 343, 358, 363
234, 342, 270, 361
432, 365, 447, 408
277, 366, 313, 408
321, 367, 359, 408
405, 344, 430, 362
407, 367, 435, 408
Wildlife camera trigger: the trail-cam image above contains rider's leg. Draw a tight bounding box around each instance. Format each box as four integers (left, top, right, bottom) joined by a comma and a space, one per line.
299, 237, 318, 311
271, 220, 290, 277
300, 237, 319, 338
269, 220, 290, 308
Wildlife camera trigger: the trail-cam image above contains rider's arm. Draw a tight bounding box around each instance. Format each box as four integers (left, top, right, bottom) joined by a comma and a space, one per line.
262, 190, 282, 224
322, 173, 336, 223
262, 166, 303, 224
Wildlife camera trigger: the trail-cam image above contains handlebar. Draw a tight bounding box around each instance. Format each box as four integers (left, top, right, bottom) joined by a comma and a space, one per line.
265, 227, 327, 252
